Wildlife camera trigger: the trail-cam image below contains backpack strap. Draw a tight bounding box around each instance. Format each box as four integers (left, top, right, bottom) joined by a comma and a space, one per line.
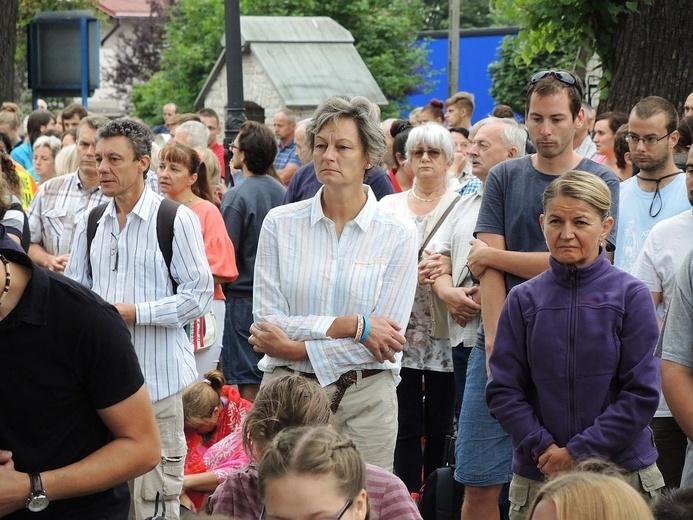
156, 197, 180, 293
85, 198, 180, 292
86, 202, 110, 279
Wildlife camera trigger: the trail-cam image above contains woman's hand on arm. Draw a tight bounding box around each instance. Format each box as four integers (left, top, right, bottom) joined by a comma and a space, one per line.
434, 277, 481, 327
362, 317, 406, 363
418, 251, 452, 285
326, 316, 405, 364
249, 323, 307, 361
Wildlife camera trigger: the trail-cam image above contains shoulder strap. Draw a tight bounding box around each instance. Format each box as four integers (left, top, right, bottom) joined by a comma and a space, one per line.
157, 198, 180, 293
418, 197, 460, 260
86, 203, 110, 278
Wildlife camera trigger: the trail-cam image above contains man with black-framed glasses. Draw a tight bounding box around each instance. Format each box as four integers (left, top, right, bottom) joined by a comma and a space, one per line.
615, 96, 689, 273
615, 96, 690, 493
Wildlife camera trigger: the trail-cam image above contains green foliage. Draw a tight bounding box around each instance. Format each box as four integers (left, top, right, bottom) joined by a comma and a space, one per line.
240, 0, 430, 116
130, 0, 225, 125
488, 34, 581, 114
491, 0, 653, 98
421, 0, 514, 30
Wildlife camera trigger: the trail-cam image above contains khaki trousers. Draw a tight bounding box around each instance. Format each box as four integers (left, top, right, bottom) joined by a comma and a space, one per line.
263, 367, 398, 471
129, 391, 186, 520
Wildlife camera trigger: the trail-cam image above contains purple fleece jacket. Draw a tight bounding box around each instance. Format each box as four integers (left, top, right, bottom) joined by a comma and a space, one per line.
486, 248, 660, 481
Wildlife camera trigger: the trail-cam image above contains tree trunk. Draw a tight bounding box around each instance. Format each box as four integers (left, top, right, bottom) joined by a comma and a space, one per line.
602, 0, 693, 114
0, 0, 19, 102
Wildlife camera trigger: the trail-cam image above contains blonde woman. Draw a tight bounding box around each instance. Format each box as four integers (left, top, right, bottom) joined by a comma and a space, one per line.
528, 471, 654, 520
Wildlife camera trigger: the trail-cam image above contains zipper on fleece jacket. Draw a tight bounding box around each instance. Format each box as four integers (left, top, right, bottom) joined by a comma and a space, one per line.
568, 268, 579, 438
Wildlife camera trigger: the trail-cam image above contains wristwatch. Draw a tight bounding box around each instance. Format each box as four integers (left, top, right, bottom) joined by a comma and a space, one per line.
25, 473, 49, 512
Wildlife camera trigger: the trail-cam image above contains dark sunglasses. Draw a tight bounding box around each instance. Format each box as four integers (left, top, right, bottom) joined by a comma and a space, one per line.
530, 70, 583, 98
411, 148, 442, 159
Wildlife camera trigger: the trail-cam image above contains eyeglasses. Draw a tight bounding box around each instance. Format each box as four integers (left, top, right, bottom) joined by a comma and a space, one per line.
625, 132, 672, 147
259, 499, 353, 520
530, 70, 583, 98
228, 143, 241, 158
411, 148, 442, 159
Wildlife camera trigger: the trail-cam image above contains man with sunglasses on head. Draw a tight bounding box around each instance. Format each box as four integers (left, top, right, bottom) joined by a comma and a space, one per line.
615, 96, 688, 273
462, 69, 619, 520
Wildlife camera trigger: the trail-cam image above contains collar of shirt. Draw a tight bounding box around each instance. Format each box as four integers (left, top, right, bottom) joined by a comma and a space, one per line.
101, 186, 162, 225
278, 139, 296, 152
75, 170, 104, 194
0, 247, 48, 329
310, 185, 377, 232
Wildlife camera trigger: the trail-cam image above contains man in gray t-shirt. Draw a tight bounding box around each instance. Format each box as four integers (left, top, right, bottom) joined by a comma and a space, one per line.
463, 69, 619, 520
659, 248, 693, 487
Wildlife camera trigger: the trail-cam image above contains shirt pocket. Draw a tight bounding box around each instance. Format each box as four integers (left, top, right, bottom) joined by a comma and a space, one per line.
44, 208, 68, 234
345, 257, 388, 312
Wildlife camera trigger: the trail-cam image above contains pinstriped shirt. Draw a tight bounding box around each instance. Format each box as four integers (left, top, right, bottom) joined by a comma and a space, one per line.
66, 187, 214, 401
254, 186, 418, 386
27, 170, 109, 256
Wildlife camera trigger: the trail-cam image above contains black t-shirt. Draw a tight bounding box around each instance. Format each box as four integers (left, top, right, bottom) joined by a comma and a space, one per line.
0, 247, 145, 519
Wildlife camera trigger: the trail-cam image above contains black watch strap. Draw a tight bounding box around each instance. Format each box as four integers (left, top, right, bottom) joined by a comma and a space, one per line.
29, 473, 43, 495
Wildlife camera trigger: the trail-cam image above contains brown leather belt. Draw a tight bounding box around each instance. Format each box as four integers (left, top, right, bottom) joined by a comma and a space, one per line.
281, 367, 384, 413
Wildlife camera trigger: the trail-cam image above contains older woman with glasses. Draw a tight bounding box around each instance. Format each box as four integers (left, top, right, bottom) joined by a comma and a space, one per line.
250, 96, 418, 471
379, 123, 460, 492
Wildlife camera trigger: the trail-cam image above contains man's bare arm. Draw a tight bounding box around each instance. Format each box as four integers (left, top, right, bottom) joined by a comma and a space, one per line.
0, 386, 160, 516
468, 239, 550, 281
661, 360, 693, 439
650, 291, 664, 329
475, 233, 508, 365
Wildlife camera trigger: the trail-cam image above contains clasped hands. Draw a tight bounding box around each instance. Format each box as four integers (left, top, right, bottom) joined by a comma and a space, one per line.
537, 444, 575, 478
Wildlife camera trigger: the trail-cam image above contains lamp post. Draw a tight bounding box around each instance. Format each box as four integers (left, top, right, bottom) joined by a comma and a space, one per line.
448, 0, 460, 96
223, 0, 246, 185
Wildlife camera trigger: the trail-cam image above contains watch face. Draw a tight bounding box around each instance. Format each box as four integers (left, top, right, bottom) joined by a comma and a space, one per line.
27, 494, 49, 512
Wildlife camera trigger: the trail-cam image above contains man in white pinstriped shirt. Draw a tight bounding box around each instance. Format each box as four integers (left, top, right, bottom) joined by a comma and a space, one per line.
66, 119, 213, 520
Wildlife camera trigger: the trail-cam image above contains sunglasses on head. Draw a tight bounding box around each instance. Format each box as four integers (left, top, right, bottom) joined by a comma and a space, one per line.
530, 70, 583, 98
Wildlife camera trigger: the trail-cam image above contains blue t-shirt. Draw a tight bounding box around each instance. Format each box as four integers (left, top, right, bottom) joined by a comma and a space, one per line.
10, 142, 35, 179
274, 140, 301, 170
614, 172, 689, 273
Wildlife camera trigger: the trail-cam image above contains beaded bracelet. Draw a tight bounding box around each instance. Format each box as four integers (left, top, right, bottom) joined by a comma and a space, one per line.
361, 315, 371, 342
354, 314, 365, 342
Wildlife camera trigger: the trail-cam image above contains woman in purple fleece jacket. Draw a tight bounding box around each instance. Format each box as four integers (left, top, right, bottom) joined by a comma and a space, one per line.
486, 171, 664, 520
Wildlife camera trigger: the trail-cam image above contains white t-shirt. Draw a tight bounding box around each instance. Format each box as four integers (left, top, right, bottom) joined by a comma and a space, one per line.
632, 208, 693, 418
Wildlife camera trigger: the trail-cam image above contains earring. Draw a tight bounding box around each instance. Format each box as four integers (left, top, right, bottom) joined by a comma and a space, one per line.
366, 164, 372, 169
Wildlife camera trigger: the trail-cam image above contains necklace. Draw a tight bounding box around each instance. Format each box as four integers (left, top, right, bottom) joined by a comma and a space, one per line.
410, 186, 445, 203
635, 171, 682, 218
0, 254, 11, 307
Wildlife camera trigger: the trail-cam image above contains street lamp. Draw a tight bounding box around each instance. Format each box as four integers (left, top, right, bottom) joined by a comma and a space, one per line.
223, 0, 246, 185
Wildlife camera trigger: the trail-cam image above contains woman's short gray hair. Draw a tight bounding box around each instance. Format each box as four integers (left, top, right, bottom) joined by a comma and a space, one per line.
405, 123, 455, 164
33, 135, 62, 158
306, 96, 386, 170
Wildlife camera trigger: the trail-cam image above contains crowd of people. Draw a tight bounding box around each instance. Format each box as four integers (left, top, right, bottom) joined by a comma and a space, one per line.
1, 72, 693, 520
